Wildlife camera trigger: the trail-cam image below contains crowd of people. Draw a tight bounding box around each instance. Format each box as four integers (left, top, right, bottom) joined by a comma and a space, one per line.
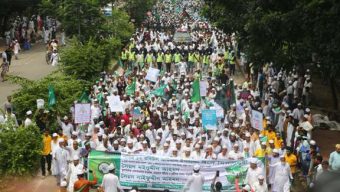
1, 0, 340, 192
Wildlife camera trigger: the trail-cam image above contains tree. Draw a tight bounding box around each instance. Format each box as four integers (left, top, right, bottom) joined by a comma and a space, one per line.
124, 0, 156, 26
0, 121, 42, 176
60, 37, 121, 81
203, 0, 340, 109
9, 73, 90, 130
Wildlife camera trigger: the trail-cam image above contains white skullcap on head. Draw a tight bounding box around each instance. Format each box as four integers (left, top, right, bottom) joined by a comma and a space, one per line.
58, 138, 64, 143
26, 110, 32, 115
250, 158, 258, 164
151, 143, 156, 148
310, 140, 316, 145
258, 175, 265, 180
269, 140, 274, 144
73, 156, 79, 161
233, 143, 239, 147
195, 144, 200, 148
76, 169, 84, 175
52, 133, 58, 137
108, 163, 115, 170
193, 164, 200, 171
222, 145, 228, 149
305, 108, 311, 112
60, 181, 67, 187
164, 143, 169, 147
245, 132, 251, 137
242, 185, 251, 191
113, 140, 119, 144
63, 116, 68, 120
97, 132, 103, 137
261, 141, 267, 145
273, 149, 280, 153
127, 139, 133, 144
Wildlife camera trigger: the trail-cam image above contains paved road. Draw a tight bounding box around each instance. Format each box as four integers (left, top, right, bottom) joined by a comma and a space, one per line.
0, 43, 56, 105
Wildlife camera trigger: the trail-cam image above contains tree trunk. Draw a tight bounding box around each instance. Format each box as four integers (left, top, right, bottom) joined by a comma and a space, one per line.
330, 76, 338, 110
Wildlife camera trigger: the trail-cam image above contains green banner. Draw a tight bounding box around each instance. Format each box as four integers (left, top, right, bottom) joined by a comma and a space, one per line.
88, 151, 265, 191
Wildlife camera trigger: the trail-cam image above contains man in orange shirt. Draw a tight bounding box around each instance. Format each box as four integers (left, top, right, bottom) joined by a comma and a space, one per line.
73, 169, 97, 192
41, 129, 52, 176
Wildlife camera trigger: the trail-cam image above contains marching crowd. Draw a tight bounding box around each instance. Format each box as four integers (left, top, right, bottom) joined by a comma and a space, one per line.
1, 0, 340, 192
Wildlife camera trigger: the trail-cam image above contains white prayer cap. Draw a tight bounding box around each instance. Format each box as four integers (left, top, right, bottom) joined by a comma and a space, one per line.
148, 122, 152, 126
151, 144, 156, 148
233, 143, 239, 147
108, 134, 114, 138
113, 140, 119, 144
261, 141, 267, 145
230, 132, 236, 136
305, 108, 311, 112
52, 133, 58, 137
207, 145, 213, 149
76, 169, 84, 175
63, 116, 68, 120
146, 117, 150, 121
267, 121, 272, 125
242, 185, 251, 191
98, 133, 103, 137
108, 163, 115, 170
127, 139, 133, 144
288, 80, 292, 84
157, 129, 163, 133
289, 113, 294, 117
193, 164, 200, 171
222, 145, 228, 149
121, 138, 126, 142
60, 181, 67, 187
269, 140, 274, 144
181, 132, 186, 136
26, 110, 32, 115
184, 147, 191, 152
156, 136, 161, 140
164, 143, 169, 147
176, 140, 181, 144
72, 131, 78, 135
245, 132, 251, 137
233, 123, 239, 128
195, 144, 200, 148
73, 156, 79, 161
58, 138, 64, 143
245, 107, 249, 111
139, 134, 144, 138
273, 149, 280, 154
102, 134, 107, 139
142, 140, 147, 144
250, 158, 258, 164
258, 175, 265, 180
280, 155, 285, 159
213, 137, 220, 142
166, 138, 171, 142
303, 114, 309, 118
85, 133, 92, 137
310, 140, 316, 145
266, 116, 271, 120
99, 121, 104, 125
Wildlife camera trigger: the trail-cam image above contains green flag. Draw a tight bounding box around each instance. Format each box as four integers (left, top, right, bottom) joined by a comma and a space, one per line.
48, 85, 56, 108
150, 84, 167, 97
79, 90, 91, 103
125, 79, 136, 96
191, 79, 201, 102
230, 79, 236, 105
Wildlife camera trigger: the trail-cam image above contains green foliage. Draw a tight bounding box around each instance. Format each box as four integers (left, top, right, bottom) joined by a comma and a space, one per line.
10, 73, 89, 128
101, 8, 135, 43
0, 122, 42, 176
124, 0, 156, 26
203, 0, 340, 77
60, 37, 121, 81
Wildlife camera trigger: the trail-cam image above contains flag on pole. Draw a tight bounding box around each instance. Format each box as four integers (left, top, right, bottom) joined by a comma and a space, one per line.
191, 79, 201, 102
150, 84, 167, 97
230, 79, 236, 105
79, 90, 91, 103
48, 85, 56, 108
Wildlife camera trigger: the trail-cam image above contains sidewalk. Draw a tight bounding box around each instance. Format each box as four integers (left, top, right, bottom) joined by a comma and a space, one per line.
0, 42, 55, 105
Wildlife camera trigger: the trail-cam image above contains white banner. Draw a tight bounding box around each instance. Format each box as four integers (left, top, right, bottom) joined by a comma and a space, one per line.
107, 95, 124, 112
74, 103, 91, 124
88, 151, 265, 191
145, 67, 160, 82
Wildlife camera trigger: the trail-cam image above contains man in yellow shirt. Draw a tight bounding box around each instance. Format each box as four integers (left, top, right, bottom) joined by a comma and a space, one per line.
41, 129, 52, 176
254, 141, 267, 158
285, 147, 297, 180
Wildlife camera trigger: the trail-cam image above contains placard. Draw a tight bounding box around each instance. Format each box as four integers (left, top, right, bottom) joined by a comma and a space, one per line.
251, 110, 264, 131
145, 67, 160, 82
107, 95, 124, 112
199, 80, 208, 96
74, 103, 91, 124
202, 109, 217, 130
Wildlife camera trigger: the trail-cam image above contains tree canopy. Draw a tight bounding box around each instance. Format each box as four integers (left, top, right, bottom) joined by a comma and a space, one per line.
203, 0, 340, 76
